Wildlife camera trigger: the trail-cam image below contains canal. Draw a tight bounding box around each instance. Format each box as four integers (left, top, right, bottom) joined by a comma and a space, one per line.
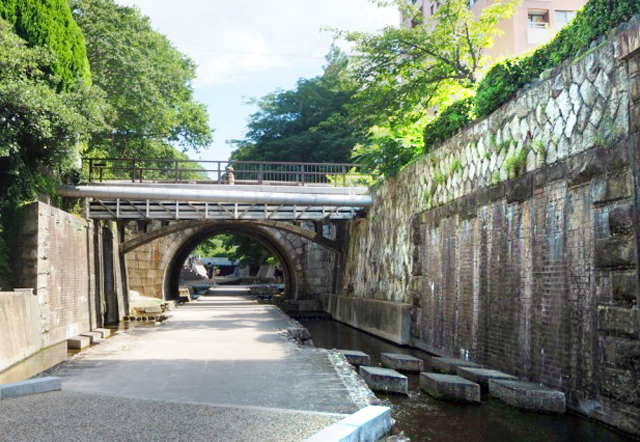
298, 317, 638, 442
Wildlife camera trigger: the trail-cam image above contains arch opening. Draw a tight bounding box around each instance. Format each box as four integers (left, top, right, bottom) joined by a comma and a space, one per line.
164, 223, 299, 301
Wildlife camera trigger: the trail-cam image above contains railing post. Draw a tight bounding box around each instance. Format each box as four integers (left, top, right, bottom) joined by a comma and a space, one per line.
175, 161, 179, 182
342, 165, 347, 187
258, 164, 264, 184
218, 162, 222, 184
301, 164, 306, 185
88, 159, 93, 184
131, 160, 136, 183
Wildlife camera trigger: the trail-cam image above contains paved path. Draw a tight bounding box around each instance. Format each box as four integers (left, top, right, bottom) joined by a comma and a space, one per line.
0, 294, 361, 441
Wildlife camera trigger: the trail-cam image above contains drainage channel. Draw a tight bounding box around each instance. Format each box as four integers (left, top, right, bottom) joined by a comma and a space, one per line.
297, 317, 637, 442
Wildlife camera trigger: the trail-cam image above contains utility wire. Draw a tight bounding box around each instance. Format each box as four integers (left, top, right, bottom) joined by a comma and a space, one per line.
176, 45, 326, 60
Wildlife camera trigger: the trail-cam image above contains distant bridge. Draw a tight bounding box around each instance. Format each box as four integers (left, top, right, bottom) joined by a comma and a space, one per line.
58, 158, 373, 221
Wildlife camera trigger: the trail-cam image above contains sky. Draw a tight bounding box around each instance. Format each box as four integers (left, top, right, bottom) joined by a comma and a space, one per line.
115, 0, 399, 162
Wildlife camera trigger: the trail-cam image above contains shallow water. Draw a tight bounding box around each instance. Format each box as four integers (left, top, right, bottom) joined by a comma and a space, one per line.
298, 318, 638, 442
0, 341, 69, 384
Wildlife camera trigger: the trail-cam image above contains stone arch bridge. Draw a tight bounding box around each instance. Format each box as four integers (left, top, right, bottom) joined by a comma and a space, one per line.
58, 158, 371, 303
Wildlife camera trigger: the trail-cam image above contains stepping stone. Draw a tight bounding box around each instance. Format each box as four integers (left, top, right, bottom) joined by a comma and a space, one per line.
456, 367, 518, 397
430, 356, 482, 374
0, 377, 61, 400
420, 373, 481, 404
381, 353, 424, 372
359, 366, 408, 395
67, 335, 91, 350
338, 350, 371, 366
80, 331, 103, 344
93, 328, 111, 338
489, 380, 565, 413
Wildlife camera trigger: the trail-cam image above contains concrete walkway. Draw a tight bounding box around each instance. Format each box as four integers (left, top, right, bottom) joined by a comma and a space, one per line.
0, 293, 362, 441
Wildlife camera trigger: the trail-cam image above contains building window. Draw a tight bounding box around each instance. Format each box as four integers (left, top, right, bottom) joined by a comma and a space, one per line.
528, 12, 550, 28
430, 4, 435, 15
468, 0, 477, 7
555, 10, 576, 28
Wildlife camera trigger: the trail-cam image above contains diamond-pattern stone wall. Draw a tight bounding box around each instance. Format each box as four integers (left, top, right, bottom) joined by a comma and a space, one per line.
342, 15, 640, 435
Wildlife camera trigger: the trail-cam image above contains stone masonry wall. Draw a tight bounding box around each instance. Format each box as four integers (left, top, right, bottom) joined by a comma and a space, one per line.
341, 17, 640, 434
11, 202, 125, 354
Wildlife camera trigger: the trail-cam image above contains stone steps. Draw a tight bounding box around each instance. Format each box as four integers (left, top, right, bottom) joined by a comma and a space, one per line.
338, 350, 371, 367
456, 367, 518, 398
359, 366, 408, 395
429, 356, 482, 374
420, 373, 481, 404
381, 353, 424, 372
489, 380, 566, 413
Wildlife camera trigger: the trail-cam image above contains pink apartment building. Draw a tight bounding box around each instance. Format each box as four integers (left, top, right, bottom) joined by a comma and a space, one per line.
407, 0, 588, 59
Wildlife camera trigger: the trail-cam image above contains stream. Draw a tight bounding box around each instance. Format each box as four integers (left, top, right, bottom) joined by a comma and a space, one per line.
298, 317, 638, 442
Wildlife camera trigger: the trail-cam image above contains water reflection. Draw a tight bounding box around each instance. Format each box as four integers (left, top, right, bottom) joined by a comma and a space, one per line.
0, 341, 69, 384
299, 318, 637, 442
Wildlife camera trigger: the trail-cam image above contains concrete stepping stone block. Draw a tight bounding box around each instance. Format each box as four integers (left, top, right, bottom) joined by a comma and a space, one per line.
0, 377, 61, 400
67, 335, 91, 350
456, 367, 518, 397
430, 356, 482, 374
305, 406, 392, 442
81, 331, 103, 344
420, 373, 481, 404
381, 353, 424, 372
93, 328, 111, 338
359, 366, 408, 395
489, 380, 566, 413
338, 350, 371, 366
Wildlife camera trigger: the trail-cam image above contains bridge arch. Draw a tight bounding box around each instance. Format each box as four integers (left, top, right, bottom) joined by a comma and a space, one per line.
163, 222, 300, 301
122, 219, 340, 302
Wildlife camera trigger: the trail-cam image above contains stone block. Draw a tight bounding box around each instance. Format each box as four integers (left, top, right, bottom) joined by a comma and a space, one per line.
381, 353, 424, 372
456, 367, 518, 397
489, 380, 565, 413
359, 366, 408, 395
93, 328, 112, 338
609, 205, 635, 236
612, 272, 639, 304
420, 373, 481, 404
67, 335, 91, 350
0, 377, 61, 400
617, 21, 640, 60
429, 357, 482, 374
597, 305, 639, 338
338, 350, 371, 367
80, 331, 103, 344
595, 238, 636, 269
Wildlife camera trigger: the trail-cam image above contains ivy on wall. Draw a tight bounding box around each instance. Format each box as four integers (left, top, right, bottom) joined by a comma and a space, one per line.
424, 0, 640, 150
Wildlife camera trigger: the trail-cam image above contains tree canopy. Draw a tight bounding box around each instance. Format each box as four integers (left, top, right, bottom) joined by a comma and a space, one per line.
0, 0, 91, 88
230, 49, 359, 164
69, 0, 213, 159
337, 0, 519, 128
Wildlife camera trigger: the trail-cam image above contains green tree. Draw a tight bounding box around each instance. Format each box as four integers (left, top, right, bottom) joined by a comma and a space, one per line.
230, 49, 358, 164
0, 18, 106, 287
69, 0, 213, 159
335, 0, 519, 128
0, 0, 91, 89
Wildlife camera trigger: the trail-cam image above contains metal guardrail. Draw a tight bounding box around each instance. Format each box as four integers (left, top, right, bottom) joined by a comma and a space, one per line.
85, 158, 366, 187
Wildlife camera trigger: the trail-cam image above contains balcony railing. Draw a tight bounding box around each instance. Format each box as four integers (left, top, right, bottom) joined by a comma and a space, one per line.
84, 158, 368, 187
527, 22, 552, 45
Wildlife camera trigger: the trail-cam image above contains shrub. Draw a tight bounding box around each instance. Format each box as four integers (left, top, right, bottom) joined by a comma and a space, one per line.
423, 97, 475, 151
475, 0, 640, 118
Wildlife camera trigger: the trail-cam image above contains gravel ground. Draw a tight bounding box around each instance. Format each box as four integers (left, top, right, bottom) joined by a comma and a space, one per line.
0, 390, 343, 442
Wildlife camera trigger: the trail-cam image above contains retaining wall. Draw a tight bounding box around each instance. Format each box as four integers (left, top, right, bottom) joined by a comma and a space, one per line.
340, 17, 640, 434
3, 202, 126, 372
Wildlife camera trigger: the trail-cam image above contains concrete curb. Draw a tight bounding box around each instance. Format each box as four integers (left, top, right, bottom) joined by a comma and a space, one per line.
0, 377, 62, 400
304, 405, 392, 442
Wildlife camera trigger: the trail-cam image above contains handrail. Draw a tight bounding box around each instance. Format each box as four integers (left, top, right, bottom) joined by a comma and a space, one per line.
83, 158, 367, 187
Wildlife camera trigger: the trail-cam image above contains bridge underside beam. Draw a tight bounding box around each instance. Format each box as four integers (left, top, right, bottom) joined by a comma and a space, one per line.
88, 199, 364, 221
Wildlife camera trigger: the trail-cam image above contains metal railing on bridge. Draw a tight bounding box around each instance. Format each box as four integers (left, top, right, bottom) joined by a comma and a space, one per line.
85, 158, 368, 187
